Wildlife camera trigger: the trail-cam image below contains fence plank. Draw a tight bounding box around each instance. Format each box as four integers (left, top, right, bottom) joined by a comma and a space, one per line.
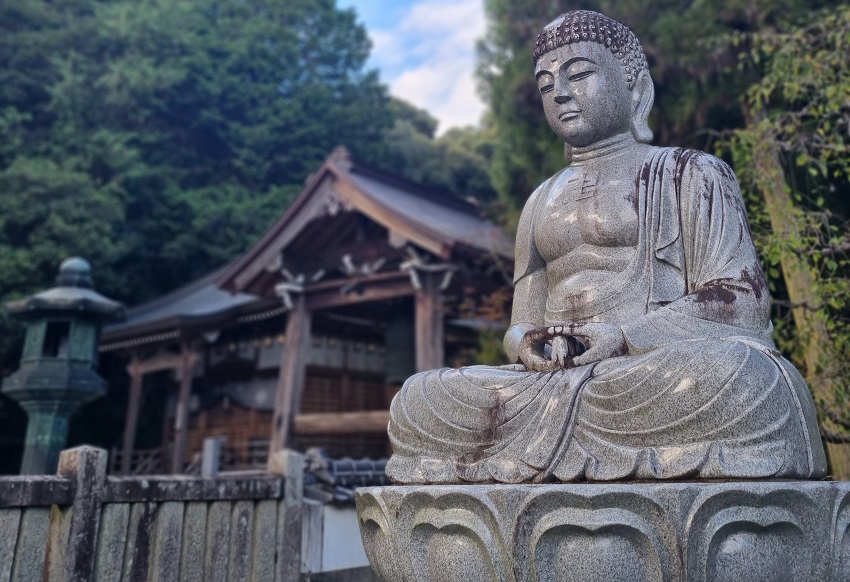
227, 501, 254, 582
44, 503, 71, 582
0, 509, 22, 582
203, 501, 231, 582
10, 507, 50, 582
301, 500, 324, 575
50, 447, 108, 582
249, 500, 277, 582
272, 451, 304, 582
148, 502, 183, 582
178, 502, 207, 582
121, 502, 156, 582
94, 504, 130, 582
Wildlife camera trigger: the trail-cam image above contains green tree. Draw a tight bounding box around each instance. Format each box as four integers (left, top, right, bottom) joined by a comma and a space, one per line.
725, 5, 850, 474
477, 1, 566, 216
382, 98, 498, 207
0, 0, 392, 308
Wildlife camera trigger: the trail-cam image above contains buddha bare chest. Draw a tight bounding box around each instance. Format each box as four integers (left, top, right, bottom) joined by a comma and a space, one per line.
533, 171, 639, 265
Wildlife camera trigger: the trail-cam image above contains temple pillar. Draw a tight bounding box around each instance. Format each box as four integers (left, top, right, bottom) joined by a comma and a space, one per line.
269, 292, 312, 457
413, 270, 446, 372
171, 346, 199, 473
120, 357, 144, 475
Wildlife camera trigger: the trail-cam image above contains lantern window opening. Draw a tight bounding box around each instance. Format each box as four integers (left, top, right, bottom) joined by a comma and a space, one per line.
43, 321, 71, 358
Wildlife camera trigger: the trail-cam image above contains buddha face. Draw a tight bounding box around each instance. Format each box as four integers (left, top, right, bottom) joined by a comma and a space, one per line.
535, 41, 634, 147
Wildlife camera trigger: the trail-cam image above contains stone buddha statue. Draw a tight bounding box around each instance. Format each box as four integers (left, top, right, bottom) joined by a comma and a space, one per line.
386, 10, 826, 484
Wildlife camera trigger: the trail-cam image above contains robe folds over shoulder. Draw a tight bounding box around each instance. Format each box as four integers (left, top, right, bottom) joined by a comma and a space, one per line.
386, 147, 827, 484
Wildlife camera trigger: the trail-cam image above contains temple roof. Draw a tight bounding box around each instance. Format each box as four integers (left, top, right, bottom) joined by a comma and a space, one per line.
100, 266, 279, 350
217, 147, 513, 296
101, 147, 514, 350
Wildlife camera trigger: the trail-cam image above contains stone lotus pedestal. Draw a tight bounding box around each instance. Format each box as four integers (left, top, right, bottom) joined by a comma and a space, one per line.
356, 481, 850, 581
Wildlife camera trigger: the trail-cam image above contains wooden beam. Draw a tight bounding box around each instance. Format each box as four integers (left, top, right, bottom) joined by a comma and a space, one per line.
135, 353, 184, 375
305, 269, 409, 292
171, 347, 199, 474
305, 276, 414, 310
313, 241, 404, 274
120, 359, 144, 476
292, 411, 390, 434
415, 270, 444, 371
269, 295, 312, 456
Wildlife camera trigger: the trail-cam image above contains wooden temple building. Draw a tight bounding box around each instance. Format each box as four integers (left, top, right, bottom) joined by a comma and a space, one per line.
100, 148, 514, 475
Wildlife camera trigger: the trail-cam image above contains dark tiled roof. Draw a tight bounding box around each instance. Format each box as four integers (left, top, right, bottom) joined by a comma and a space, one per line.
101, 266, 277, 348
303, 449, 389, 503
218, 148, 514, 295
348, 167, 513, 259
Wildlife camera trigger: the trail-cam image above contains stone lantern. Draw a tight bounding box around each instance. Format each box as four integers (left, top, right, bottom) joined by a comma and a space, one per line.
2, 257, 125, 474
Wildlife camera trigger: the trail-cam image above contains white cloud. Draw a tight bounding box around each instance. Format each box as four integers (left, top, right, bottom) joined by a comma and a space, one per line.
368, 29, 405, 69
366, 0, 486, 133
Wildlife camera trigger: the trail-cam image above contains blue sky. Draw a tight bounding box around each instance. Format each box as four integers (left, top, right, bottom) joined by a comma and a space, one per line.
337, 0, 486, 133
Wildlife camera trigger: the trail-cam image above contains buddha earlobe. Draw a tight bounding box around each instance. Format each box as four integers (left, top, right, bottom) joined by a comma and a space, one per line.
631, 70, 655, 143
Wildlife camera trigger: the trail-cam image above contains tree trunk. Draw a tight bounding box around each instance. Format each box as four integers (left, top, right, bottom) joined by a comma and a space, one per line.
748, 116, 850, 479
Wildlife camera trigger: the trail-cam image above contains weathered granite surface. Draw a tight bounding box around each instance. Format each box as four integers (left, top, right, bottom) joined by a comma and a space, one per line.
385, 10, 827, 485
357, 481, 850, 581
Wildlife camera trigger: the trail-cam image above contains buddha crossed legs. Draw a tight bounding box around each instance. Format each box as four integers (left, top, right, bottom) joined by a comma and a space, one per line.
386, 11, 826, 484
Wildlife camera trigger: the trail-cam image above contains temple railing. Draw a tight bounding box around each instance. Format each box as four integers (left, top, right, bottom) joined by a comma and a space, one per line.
109, 446, 165, 475
110, 438, 273, 476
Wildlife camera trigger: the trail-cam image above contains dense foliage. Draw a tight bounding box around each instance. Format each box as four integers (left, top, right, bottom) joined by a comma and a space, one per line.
726, 6, 850, 447
0, 0, 388, 309
382, 98, 497, 208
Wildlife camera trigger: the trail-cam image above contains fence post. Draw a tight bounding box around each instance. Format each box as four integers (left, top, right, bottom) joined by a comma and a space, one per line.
201, 436, 224, 477
45, 446, 108, 582
269, 449, 304, 582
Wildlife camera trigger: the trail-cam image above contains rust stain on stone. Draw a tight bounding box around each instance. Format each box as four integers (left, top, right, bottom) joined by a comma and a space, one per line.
640, 159, 652, 187
693, 284, 737, 305
458, 391, 505, 467
740, 266, 766, 300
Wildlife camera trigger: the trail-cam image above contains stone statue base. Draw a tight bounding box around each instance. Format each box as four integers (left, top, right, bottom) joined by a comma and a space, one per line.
356, 481, 850, 581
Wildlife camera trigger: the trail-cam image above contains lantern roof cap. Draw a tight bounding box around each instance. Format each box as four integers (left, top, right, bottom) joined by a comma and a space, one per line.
56, 257, 93, 288
5, 257, 126, 321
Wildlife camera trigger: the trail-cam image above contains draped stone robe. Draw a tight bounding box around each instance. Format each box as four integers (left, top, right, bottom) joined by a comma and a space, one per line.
386, 147, 826, 484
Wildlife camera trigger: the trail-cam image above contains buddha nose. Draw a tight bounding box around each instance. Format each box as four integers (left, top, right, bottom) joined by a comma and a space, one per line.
554, 83, 573, 104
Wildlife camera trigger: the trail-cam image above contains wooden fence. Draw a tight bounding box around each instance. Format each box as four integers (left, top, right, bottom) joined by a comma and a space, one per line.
0, 446, 304, 582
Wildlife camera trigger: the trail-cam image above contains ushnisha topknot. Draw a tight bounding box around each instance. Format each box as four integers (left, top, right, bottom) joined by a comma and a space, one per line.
532, 10, 648, 89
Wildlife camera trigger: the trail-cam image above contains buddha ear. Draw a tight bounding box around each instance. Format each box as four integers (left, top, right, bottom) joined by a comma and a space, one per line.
631, 69, 654, 143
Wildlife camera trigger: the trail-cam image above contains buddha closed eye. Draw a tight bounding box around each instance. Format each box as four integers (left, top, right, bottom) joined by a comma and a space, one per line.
384, 9, 826, 486
536, 43, 633, 147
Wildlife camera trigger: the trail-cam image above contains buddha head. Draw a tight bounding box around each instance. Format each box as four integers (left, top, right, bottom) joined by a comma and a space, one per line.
533, 11, 654, 149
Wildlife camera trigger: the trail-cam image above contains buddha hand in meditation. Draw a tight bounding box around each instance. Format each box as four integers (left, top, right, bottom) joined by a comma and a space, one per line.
384, 10, 826, 485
